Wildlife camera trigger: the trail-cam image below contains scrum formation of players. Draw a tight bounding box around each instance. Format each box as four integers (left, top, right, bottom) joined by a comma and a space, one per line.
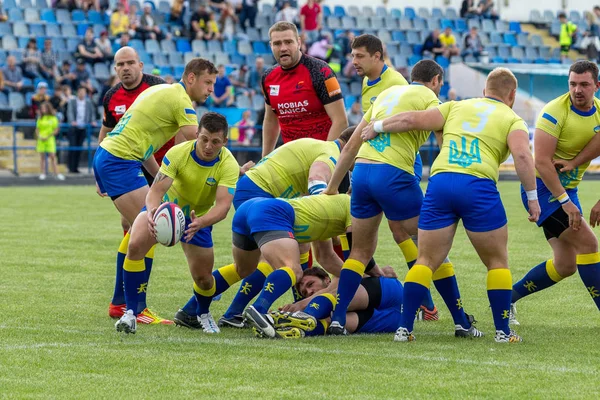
97, 21, 600, 343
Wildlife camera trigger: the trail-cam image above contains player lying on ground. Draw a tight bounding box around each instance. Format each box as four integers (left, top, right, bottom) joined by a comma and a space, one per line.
362, 67, 539, 343
114, 113, 240, 334
510, 60, 600, 323
174, 127, 358, 330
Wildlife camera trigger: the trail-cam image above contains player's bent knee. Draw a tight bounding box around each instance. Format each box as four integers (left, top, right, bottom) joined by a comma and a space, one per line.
554, 262, 577, 277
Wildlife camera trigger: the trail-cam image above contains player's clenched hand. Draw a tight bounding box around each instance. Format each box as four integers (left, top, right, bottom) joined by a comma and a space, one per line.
527, 200, 541, 223
95, 182, 107, 197
562, 201, 582, 231
589, 200, 600, 227
552, 158, 575, 172
184, 210, 203, 242
239, 160, 255, 176
322, 186, 338, 195
279, 299, 308, 313
146, 207, 158, 238
361, 121, 378, 141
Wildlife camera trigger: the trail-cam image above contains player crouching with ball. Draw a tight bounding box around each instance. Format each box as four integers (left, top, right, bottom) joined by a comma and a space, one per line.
115, 112, 242, 334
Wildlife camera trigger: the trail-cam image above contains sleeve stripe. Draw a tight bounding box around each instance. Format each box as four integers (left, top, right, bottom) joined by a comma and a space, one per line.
162, 156, 170, 166
184, 108, 197, 115
542, 113, 557, 125
329, 156, 337, 166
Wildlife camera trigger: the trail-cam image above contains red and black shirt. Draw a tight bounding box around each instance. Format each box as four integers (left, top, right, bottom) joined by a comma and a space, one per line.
102, 74, 174, 164
262, 54, 343, 143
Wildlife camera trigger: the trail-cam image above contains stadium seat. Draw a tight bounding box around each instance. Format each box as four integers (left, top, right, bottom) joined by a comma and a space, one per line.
94, 63, 110, 81
168, 53, 184, 65
543, 10, 555, 24
18, 37, 31, 49
509, 21, 522, 34
145, 39, 161, 54
8, 92, 25, 111
445, 8, 458, 19
21, 0, 34, 7
551, 47, 561, 59
92, 24, 105, 37
506, 57, 521, 63
407, 31, 420, 45
503, 33, 517, 47
490, 32, 504, 45
214, 53, 230, 65
569, 11, 581, 23
259, 27, 270, 41
160, 39, 176, 53
539, 46, 551, 59
408, 55, 422, 66
341, 16, 354, 30
88, 10, 103, 24
516, 33, 530, 47
455, 19, 467, 33
534, 58, 548, 64
384, 16, 399, 29
356, 16, 370, 30
387, 43, 400, 56
530, 34, 544, 47
2, 35, 18, 51
176, 39, 192, 53
191, 40, 207, 54
417, 7, 430, 19
246, 27, 261, 41
431, 8, 443, 19
24, 9, 39, 23
183, 52, 195, 64
404, 7, 416, 19
530, 10, 543, 24
550, 21, 561, 37
511, 46, 525, 59
491, 56, 504, 63
0, 23, 11, 36
8, 9, 23, 21
370, 16, 384, 29
0, 92, 8, 107
326, 17, 341, 29
142, 63, 155, 74
208, 40, 223, 53
160, 66, 174, 76
256, 14, 270, 28
392, 31, 406, 42
525, 46, 539, 59
30, 24, 45, 37
252, 41, 269, 55
72, 10, 86, 23
393, 55, 408, 68
497, 46, 510, 59
426, 18, 441, 31
61, 24, 76, 38
468, 19, 481, 31
440, 19, 455, 30
56, 9, 71, 24
3, 0, 17, 7
482, 19, 495, 33
399, 17, 413, 30
322, 5, 332, 18
399, 42, 413, 55
413, 18, 426, 31
484, 45, 497, 58
223, 39, 237, 55
40, 9, 56, 23
66, 38, 80, 53
495, 20, 508, 33
435, 55, 449, 68
129, 39, 144, 52
138, 51, 152, 65
350, 81, 362, 96
9, 50, 23, 63
362, 6, 375, 18
237, 41, 253, 56
76, 24, 89, 37
376, 6, 387, 17
333, 5, 345, 18
412, 44, 423, 55
390, 8, 402, 19
236, 94, 252, 109
159, 1, 171, 15
376, 29, 392, 43
12, 21, 29, 36
347, 6, 359, 18
450, 55, 462, 63
152, 53, 167, 66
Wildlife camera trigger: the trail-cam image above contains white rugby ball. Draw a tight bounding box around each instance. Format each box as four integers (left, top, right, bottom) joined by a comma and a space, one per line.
153, 202, 185, 247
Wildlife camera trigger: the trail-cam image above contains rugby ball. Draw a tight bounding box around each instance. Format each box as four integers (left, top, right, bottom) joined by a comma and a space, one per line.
153, 202, 185, 247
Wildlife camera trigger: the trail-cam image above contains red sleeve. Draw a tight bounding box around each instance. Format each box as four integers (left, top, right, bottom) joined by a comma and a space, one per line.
306, 57, 343, 106
102, 85, 119, 128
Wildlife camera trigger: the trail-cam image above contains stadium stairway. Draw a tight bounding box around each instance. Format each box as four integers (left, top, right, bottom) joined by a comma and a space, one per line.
0, 127, 67, 175
520, 23, 579, 61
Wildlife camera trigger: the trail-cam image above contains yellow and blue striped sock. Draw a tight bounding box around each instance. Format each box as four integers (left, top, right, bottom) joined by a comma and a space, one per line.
400, 265, 432, 332
331, 259, 366, 326
123, 257, 146, 316
576, 253, 600, 310
253, 267, 297, 314
488, 268, 512, 335
223, 262, 273, 318
305, 319, 329, 336
111, 233, 130, 305
137, 245, 156, 314
511, 260, 563, 303
433, 262, 469, 327
193, 264, 242, 315
340, 234, 350, 260
304, 293, 336, 320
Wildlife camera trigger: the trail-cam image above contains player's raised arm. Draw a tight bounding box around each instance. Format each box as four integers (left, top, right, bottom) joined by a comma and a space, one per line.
535, 128, 582, 230
507, 128, 540, 222
261, 104, 280, 157
554, 132, 600, 172
324, 99, 349, 141
361, 108, 446, 141
324, 121, 366, 194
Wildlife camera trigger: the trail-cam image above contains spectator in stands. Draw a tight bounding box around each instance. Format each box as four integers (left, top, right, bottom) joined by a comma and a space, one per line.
118, 32, 131, 49
299, 31, 309, 53
31, 82, 51, 118
593, 6, 600, 34
40, 39, 59, 82
22, 39, 42, 80
210, 0, 238, 33
248, 57, 265, 94
56, 61, 77, 90
0, 70, 4, 93
580, 11, 600, 61
170, 0, 187, 26
276, 1, 299, 23
462, 26, 484, 60
308, 33, 334, 62
236, 109, 256, 145
460, 0, 479, 19
36, 102, 64, 181
73, 60, 95, 94
205, 11, 223, 40
0, 4, 6, 22
190, 4, 211, 40
55, 0, 77, 11
439, 27, 461, 58
558, 12, 578, 60
274, 0, 298, 11
66, 87, 96, 174
229, 65, 252, 97
110, 3, 130, 37
50, 85, 69, 121
478, 0, 498, 20
240, 0, 259, 31
128, 3, 141, 37
77, 28, 106, 65
346, 101, 362, 126
138, 2, 167, 41
421, 29, 445, 57
78, 0, 101, 12
164, 74, 175, 84
96, 31, 114, 62
2, 56, 29, 93
211, 65, 234, 107
300, 0, 322, 44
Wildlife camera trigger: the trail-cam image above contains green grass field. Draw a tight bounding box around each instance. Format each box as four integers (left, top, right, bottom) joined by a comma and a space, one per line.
1, 183, 599, 399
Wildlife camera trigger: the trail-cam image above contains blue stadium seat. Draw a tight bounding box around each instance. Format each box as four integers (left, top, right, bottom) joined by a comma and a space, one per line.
399, 17, 413, 30
384, 16, 398, 29
387, 43, 400, 55
214, 53, 230, 65
404, 7, 416, 19
0, 23, 11, 36
237, 40, 252, 56
129, 39, 145, 52
468, 19, 481, 31
356, 16, 370, 30
24, 9, 39, 23
160, 39, 176, 53
159, 1, 171, 15
399, 42, 413, 55
431, 8, 443, 19
222, 39, 237, 55
60, 24, 76, 37
497, 46, 510, 59
57, 50, 74, 64
370, 16, 383, 29
517, 33, 530, 47
334, 5, 345, 18
72, 10, 86, 23
145, 39, 161, 54
66, 38, 80, 52
408, 55, 422, 66
21, 0, 34, 8
92, 24, 104, 37
9, 9, 24, 21
350, 81, 362, 96
160, 66, 174, 76
530, 10, 543, 24
256, 14, 270, 28
0, 92, 8, 107
138, 51, 152, 65
390, 8, 401, 19
142, 63, 155, 74
440, 19, 455, 30
484, 45, 497, 58
455, 19, 467, 33
393, 55, 408, 68
490, 32, 504, 45
88, 10, 103, 24
246, 27, 261, 41
3, 0, 17, 8
495, 20, 508, 33
152, 53, 167, 66
542, 10, 555, 24
76, 24, 89, 37
9, 92, 25, 111
503, 33, 517, 47
550, 21, 561, 36
491, 56, 505, 63
36, 0, 48, 7
94, 63, 110, 81
56, 9, 71, 24
252, 41, 269, 55
426, 18, 440, 31
482, 19, 495, 33
569, 11, 581, 23
435, 55, 449, 68
511, 46, 525, 59
539, 46, 551, 59
31, 23, 46, 37
551, 47, 561, 59
13, 21, 29, 37
236, 94, 252, 109
446, 8, 458, 19
322, 5, 332, 17
347, 6, 359, 17
327, 16, 341, 29
8, 50, 23, 63
407, 31, 420, 45
208, 40, 223, 53
525, 47, 540, 59
176, 39, 192, 53
534, 58, 548, 64
413, 18, 426, 31
412, 43, 423, 55
548, 58, 561, 64
417, 7, 430, 19
231, 54, 245, 66
53, 38, 66, 51
530, 34, 544, 47
18, 37, 31, 49
506, 57, 521, 63
376, 6, 387, 17
362, 6, 374, 17
509, 21, 522, 34
191, 39, 207, 54
40, 9, 56, 23
392, 30, 406, 42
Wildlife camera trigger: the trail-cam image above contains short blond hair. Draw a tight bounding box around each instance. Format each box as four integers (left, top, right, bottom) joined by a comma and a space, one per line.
268, 21, 299, 39
485, 67, 518, 99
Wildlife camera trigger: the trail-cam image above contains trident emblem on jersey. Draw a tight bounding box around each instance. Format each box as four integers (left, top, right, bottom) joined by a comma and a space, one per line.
449, 137, 481, 168
368, 133, 391, 152
558, 167, 578, 187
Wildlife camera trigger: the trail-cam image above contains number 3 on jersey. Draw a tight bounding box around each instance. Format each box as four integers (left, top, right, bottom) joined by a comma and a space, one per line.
449, 102, 494, 167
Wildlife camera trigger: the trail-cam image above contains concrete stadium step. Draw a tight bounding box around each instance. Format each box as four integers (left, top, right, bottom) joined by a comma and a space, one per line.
520, 23, 578, 60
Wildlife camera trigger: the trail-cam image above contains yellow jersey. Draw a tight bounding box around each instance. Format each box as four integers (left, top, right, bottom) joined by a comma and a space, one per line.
159, 141, 239, 218
358, 84, 439, 174
101, 82, 198, 161
246, 138, 341, 198
432, 97, 528, 182
287, 194, 351, 243
361, 65, 408, 113
439, 32, 456, 47
535, 93, 600, 189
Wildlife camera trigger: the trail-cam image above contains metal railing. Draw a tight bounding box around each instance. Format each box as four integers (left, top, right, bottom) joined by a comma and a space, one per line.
0, 121, 440, 176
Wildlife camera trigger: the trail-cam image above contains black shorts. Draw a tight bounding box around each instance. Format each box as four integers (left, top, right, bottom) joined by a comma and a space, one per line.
354, 277, 382, 331
142, 166, 154, 186
232, 230, 292, 251
541, 207, 570, 240
338, 172, 351, 194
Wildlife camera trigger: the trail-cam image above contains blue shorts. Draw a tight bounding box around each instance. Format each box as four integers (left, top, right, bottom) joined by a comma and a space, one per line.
358, 307, 402, 334
351, 163, 423, 221
232, 175, 274, 210
93, 147, 147, 198
521, 178, 582, 226
232, 197, 295, 237
419, 172, 507, 232
378, 277, 403, 309
414, 152, 423, 182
